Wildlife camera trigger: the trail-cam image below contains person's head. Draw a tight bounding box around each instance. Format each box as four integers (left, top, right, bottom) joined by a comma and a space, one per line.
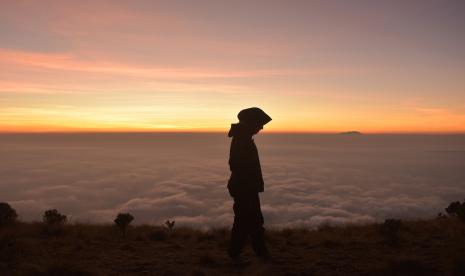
237, 107, 272, 135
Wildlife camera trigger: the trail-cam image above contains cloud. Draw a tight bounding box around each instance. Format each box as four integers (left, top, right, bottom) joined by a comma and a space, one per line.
0, 49, 317, 81
1, 133, 465, 228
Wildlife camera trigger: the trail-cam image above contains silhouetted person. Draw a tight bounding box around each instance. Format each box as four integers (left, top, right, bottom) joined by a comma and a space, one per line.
227, 107, 272, 263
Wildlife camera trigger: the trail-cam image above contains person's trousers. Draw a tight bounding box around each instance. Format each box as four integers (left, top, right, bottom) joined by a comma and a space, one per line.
228, 193, 269, 258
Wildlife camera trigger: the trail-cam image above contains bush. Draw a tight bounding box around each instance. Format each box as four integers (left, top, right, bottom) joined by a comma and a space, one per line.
446, 200, 465, 222
165, 220, 175, 230
43, 209, 67, 225
114, 213, 134, 236
0, 202, 17, 227
437, 212, 447, 219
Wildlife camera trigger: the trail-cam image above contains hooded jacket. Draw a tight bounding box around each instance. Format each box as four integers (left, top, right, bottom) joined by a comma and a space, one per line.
227, 123, 264, 197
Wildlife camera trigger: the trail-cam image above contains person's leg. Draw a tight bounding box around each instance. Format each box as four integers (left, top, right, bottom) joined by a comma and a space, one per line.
228, 196, 248, 258
249, 193, 270, 258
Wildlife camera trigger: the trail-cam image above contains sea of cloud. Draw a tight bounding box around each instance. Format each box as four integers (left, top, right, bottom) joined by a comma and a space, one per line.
1, 133, 464, 229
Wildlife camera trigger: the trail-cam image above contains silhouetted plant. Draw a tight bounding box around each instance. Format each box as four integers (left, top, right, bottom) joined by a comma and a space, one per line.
0, 202, 17, 227
114, 212, 134, 236
381, 218, 402, 245
165, 220, 175, 230
43, 209, 67, 225
445, 200, 465, 222
437, 212, 447, 219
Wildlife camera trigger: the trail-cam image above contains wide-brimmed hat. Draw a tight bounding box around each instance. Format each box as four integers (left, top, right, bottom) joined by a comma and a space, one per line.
237, 107, 272, 126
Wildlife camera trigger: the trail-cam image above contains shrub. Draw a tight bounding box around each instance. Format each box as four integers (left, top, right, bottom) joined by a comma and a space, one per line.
165, 220, 175, 230
437, 212, 447, 219
114, 213, 134, 236
0, 202, 17, 227
446, 200, 465, 222
43, 209, 67, 225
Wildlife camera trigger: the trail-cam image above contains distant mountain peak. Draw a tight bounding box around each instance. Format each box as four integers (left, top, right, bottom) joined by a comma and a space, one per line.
340, 131, 362, 135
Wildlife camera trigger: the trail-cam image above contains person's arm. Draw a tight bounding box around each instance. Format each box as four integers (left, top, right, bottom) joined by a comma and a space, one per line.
229, 140, 254, 175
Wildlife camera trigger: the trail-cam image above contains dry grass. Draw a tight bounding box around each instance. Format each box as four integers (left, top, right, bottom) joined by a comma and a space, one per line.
1, 218, 465, 275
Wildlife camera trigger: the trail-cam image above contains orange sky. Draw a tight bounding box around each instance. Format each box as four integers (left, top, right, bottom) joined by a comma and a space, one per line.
1, 1, 465, 133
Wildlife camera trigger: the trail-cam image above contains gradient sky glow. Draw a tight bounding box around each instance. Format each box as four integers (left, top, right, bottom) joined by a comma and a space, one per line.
1, 0, 465, 133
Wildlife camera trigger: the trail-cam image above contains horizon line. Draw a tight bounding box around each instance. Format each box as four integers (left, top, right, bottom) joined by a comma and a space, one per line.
1, 130, 465, 135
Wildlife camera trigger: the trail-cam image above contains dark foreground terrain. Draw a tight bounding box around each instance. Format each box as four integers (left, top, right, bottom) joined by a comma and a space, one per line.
1, 218, 465, 275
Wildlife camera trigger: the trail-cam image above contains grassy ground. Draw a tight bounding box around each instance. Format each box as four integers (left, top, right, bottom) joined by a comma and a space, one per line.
1, 218, 465, 275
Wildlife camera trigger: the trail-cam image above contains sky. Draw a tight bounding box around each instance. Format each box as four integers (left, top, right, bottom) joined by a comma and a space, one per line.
1, 0, 465, 133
